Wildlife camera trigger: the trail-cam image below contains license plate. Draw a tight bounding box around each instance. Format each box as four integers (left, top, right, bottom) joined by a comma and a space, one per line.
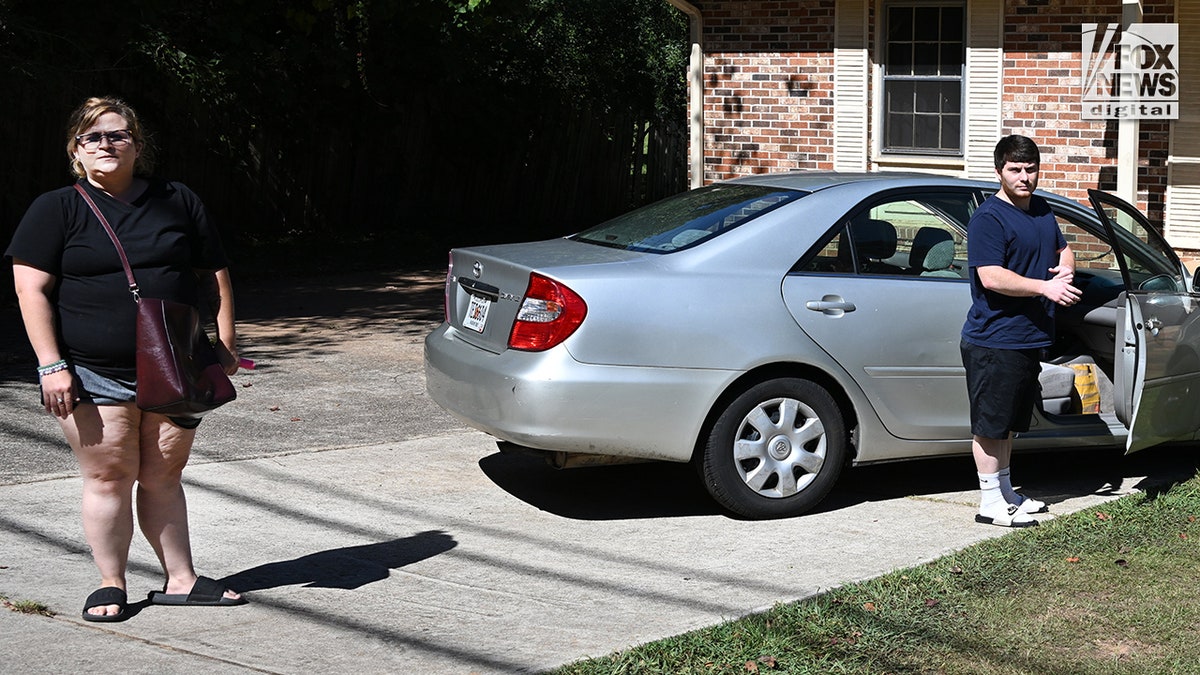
463, 294, 491, 333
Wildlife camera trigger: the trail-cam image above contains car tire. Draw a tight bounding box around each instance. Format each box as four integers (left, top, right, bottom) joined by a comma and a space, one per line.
700, 378, 847, 519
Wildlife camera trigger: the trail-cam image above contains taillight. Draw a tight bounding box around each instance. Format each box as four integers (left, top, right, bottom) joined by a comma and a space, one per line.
508, 273, 587, 351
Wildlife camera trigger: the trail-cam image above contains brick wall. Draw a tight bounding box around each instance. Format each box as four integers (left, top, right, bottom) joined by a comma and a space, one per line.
689, 0, 1174, 226
698, 1, 837, 182
1003, 0, 1173, 222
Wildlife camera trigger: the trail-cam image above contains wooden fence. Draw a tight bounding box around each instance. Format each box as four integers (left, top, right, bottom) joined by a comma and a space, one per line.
2, 83, 688, 302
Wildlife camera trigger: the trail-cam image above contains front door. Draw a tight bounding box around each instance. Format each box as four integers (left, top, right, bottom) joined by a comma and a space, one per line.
1088, 189, 1200, 452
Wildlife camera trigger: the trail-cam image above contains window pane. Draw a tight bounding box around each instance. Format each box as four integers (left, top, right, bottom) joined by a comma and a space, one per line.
923, 194, 976, 228
912, 81, 960, 113
943, 84, 961, 111
941, 115, 961, 150
913, 7, 941, 41
889, 81, 915, 113
889, 43, 914, 73
940, 44, 963, 76
913, 43, 939, 76
887, 7, 913, 41
941, 7, 964, 41
887, 112, 914, 148
1091, 199, 1186, 287
1058, 215, 1118, 273
914, 115, 940, 148
914, 81, 944, 113
797, 227, 851, 274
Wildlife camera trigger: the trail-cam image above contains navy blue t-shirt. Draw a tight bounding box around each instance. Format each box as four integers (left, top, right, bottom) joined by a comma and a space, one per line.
961, 194, 1067, 349
5, 179, 229, 380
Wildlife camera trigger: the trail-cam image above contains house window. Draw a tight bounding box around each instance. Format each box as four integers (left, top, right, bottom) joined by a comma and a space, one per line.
882, 3, 965, 155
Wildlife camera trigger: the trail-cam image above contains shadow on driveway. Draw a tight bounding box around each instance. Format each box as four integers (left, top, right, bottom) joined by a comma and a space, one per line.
480, 443, 1200, 521
479, 452, 722, 520
223, 530, 458, 592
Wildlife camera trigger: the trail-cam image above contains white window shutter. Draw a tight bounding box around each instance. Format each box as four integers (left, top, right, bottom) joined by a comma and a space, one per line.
964, 0, 1003, 179
834, 0, 868, 171
1166, 4, 1200, 248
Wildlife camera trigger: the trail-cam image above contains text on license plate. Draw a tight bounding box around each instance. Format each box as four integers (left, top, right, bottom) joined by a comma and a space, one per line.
463, 294, 491, 333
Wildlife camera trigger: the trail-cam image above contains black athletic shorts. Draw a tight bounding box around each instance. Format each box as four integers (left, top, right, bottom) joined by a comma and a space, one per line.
960, 340, 1042, 439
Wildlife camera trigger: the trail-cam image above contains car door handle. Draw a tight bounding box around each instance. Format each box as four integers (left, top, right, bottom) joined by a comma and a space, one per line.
806, 297, 857, 316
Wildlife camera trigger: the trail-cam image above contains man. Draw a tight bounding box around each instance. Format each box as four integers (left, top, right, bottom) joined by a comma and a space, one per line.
961, 135, 1081, 527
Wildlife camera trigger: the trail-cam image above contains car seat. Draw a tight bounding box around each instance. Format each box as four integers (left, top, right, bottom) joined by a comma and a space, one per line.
848, 218, 903, 274
1038, 363, 1078, 414
919, 239, 962, 277
908, 227, 955, 275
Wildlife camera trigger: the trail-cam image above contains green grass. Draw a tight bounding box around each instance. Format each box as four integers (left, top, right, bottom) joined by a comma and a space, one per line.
553, 474, 1200, 675
2, 597, 53, 617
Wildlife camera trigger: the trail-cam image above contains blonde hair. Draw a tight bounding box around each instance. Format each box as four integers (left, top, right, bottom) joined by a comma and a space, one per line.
65, 96, 155, 178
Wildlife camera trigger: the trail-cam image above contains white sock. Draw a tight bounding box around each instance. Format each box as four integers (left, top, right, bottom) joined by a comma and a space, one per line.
978, 472, 1005, 513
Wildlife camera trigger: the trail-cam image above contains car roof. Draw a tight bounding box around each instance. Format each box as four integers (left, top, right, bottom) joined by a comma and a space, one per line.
721, 170, 997, 193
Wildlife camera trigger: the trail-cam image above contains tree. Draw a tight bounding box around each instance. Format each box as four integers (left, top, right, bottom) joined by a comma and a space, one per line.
0, 0, 688, 274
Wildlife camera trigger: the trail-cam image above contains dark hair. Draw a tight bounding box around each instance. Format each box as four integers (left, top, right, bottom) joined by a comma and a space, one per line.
65, 96, 155, 178
993, 134, 1040, 170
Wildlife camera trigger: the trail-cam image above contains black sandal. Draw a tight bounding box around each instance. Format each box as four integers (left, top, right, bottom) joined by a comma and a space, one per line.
147, 575, 247, 606
82, 586, 128, 622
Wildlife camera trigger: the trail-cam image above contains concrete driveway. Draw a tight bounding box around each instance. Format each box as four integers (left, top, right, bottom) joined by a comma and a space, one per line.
2, 269, 1197, 673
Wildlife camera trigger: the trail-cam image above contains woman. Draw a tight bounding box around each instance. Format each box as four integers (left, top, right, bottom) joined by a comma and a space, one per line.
5, 97, 246, 621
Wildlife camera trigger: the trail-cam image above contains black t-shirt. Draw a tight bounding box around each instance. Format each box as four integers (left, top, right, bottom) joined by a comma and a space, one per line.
5, 179, 229, 379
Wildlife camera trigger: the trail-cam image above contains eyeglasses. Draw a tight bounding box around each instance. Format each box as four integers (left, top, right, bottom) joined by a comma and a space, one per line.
75, 129, 134, 150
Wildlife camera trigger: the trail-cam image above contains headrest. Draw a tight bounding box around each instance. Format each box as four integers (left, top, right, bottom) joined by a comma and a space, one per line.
922, 239, 957, 271
852, 218, 897, 259
910, 227, 954, 269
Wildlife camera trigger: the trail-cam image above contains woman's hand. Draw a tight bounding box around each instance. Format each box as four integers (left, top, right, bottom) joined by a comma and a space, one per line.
202, 267, 239, 376
13, 261, 77, 418
215, 340, 240, 376
40, 369, 77, 418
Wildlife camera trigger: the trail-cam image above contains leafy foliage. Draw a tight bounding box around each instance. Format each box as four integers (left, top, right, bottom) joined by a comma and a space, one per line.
0, 0, 688, 273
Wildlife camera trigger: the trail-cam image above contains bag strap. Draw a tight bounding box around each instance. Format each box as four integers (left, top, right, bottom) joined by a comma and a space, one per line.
74, 183, 140, 300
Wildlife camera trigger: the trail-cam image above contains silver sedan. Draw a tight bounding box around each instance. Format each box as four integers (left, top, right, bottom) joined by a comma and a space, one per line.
425, 172, 1200, 518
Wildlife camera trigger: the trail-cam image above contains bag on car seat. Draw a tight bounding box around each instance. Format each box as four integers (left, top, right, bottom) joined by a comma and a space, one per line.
1069, 362, 1102, 414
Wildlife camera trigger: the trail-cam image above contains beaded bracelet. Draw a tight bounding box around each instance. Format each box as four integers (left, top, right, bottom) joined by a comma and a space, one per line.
37, 359, 68, 377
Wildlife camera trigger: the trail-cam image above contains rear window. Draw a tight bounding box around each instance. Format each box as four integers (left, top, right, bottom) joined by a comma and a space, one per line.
571, 184, 807, 253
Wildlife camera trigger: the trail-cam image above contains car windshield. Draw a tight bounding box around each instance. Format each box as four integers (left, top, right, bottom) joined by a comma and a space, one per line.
572, 184, 807, 253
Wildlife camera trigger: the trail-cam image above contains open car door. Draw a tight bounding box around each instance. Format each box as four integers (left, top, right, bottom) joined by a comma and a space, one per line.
1088, 189, 1200, 453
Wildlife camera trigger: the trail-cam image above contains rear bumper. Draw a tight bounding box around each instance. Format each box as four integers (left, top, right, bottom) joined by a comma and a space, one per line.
423, 324, 733, 461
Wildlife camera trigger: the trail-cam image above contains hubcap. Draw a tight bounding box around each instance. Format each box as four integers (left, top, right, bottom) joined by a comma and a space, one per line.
733, 397, 826, 499
768, 435, 792, 460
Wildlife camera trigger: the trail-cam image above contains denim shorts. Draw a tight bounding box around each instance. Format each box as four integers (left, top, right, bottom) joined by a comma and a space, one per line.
74, 364, 137, 405
67, 364, 202, 429
960, 340, 1041, 439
